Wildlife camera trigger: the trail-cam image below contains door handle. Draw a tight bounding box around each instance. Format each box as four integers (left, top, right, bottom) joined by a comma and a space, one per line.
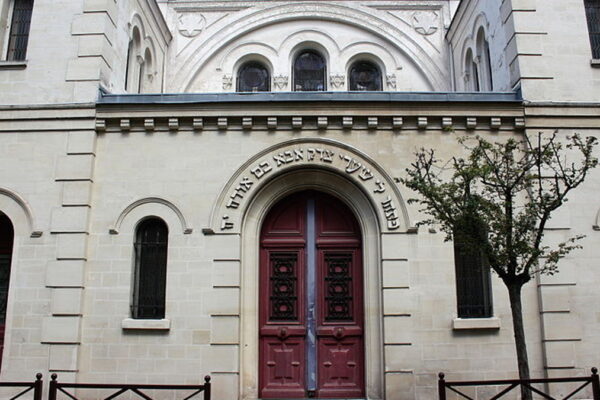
334, 327, 345, 340
278, 327, 289, 340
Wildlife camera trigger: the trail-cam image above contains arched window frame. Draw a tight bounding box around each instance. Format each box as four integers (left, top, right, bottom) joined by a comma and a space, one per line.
125, 25, 143, 93
236, 60, 271, 92
292, 49, 327, 92
348, 59, 383, 91
453, 222, 493, 319
132, 217, 169, 320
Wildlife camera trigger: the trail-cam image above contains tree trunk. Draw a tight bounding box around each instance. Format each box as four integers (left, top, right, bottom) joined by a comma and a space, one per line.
508, 283, 532, 400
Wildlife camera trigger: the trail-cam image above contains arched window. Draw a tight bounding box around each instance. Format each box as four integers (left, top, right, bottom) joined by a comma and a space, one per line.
464, 48, 480, 91
0, 213, 14, 363
237, 62, 270, 92
349, 61, 382, 91
584, 0, 600, 59
453, 223, 493, 318
293, 50, 326, 91
125, 27, 142, 93
476, 27, 493, 91
132, 218, 168, 319
4, 0, 34, 61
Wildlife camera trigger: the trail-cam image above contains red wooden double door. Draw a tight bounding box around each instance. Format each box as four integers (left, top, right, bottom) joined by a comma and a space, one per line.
259, 191, 365, 398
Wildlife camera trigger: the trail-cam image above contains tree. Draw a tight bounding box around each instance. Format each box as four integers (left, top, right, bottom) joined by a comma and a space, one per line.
401, 133, 597, 399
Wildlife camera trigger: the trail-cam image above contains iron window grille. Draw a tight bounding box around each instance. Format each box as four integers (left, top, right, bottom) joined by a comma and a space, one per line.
585, 0, 600, 59
237, 62, 270, 92
132, 218, 168, 319
293, 50, 326, 91
349, 61, 382, 91
453, 229, 493, 319
6, 0, 34, 61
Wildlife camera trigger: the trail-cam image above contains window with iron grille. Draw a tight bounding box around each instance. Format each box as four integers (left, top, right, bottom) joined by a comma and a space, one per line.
237, 61, 270, 92
6, 0, 34, 61
293, 50, 326, 91
132, 218, 168, 319
349, 60, 382, 91
585, 0, 600, 59
453, 228, 493, 318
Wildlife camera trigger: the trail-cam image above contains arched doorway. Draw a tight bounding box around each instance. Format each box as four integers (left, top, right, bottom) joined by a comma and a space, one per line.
259, 191, 364, 398
0, 213, 14, 365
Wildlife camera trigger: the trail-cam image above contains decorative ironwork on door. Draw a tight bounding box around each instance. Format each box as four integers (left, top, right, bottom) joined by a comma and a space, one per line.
259, 192, 365, 399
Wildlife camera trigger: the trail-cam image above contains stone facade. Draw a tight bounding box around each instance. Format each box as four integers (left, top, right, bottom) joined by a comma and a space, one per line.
0, 0, 599, 399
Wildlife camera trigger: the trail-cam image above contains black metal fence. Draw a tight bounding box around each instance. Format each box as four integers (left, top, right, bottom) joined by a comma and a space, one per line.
438, 368, 600, 400
48, 374, 211, 400
0, 373, 42, 400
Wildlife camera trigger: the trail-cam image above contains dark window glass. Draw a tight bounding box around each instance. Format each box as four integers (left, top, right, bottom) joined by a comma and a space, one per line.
585, 0, 600, 58
293, 50, 326, 91
237, 62, 270, 92
132, 218, 168, 319
485, 42, 494, 91
6, 0, 34, 61
0, 215, 13, 325
472, 61, 480, 91
349, 61, 382, 91
453, 228, 493, 318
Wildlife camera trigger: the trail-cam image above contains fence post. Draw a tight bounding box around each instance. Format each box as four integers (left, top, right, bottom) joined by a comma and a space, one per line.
33, 373, 42, 400
592, 367, 600, 400
48, 373, 58, 400
203, 375, 211, 400
438, 373, 446, 400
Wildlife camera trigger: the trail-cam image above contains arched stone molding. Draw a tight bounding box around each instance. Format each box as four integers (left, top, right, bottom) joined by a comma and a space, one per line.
344, 51, 389, 89
218, 42, 277, 74
206, 138, 411, 235
239, 169, 384, 400
171, 2, 447, 92
0, 187, 41, 237
110, 197, 192, 235
283, 31, 337, 65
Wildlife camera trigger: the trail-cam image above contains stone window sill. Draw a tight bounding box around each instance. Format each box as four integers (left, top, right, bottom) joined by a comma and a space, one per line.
452, 317, 500, 330
0, 60, 27, 70
591, 59, 600, 68
121, 318, 170, 331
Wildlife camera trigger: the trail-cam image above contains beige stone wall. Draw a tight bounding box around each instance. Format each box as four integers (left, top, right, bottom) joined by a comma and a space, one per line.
81, 102, 560, 399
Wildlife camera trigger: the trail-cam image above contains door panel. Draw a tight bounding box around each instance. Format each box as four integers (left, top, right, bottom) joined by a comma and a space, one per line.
259, 192, 364, 399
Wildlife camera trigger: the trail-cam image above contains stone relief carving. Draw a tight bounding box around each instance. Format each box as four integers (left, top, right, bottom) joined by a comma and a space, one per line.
386, 74, 396, 89
330, 74, 345, 89
222, 74, 233, 90
273, 75, 288, 90
178, 13, 206, 37
411, 11, 438, 35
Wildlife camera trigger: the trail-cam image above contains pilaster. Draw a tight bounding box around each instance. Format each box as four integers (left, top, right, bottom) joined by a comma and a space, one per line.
44, 130, 97, 378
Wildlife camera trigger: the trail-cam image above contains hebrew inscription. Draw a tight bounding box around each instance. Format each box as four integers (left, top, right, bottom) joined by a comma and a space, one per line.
219, 145, 402, 231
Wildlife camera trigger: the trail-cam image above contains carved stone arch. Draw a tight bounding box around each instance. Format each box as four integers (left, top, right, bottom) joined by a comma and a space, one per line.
218, 42, 277, 74
239, 169, 385, 400
110, 197, 193, 235
0, 187, 41, 238
344, 51, 387, 89
341, 43, 398, 73
206, 138, 412, 235
172, 2, 447, 92
282, 30, 339, 66
129, 13, 146, 41
472, 12, 491, 41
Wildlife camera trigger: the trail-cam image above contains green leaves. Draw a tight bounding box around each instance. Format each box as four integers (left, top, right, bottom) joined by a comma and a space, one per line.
401, 132, 597, 286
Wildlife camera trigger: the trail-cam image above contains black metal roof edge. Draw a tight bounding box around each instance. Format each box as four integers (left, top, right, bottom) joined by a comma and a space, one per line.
97, 91, 523, 105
